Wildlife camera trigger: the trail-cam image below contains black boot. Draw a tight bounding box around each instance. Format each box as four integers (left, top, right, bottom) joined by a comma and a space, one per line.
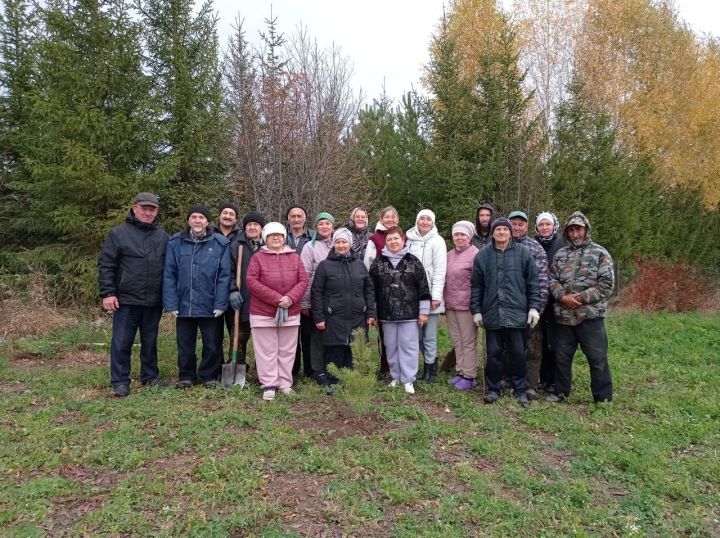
421, 361, 437, 383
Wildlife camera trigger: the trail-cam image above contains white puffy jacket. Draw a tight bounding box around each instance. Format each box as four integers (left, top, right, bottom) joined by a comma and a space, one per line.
406, 225, 447, 314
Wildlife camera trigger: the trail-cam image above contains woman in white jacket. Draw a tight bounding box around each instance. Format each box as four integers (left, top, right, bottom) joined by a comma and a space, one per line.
406, 209, 447, 383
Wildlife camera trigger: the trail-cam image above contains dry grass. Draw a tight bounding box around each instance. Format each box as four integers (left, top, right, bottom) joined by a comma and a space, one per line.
616, 259, 720, 313
0, 272, 78, 338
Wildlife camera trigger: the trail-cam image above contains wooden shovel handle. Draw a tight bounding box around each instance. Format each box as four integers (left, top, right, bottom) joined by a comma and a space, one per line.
231, 245, 243, 360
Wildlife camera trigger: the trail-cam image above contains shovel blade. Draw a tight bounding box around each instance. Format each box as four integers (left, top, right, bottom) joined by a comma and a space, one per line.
221, 362, 236, 389
233, 363, 247, 388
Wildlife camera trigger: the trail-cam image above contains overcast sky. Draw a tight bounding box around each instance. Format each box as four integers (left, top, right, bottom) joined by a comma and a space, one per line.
213, 0, 719, 104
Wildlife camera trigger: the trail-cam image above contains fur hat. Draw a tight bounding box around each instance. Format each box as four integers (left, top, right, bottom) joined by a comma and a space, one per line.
242, 211, 266, 229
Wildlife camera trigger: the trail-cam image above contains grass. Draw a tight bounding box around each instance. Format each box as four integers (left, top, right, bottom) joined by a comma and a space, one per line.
0, 311, 718, 536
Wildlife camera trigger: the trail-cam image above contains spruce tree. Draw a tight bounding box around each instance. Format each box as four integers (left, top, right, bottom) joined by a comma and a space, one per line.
548, 82, 653, 262
16, 0, 155, 249
139, 0, 227, 229
0, 0, 37, 245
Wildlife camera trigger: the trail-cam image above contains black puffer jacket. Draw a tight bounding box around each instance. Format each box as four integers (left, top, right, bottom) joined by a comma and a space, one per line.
370, 252, 431, 321
311, 250, 376, 346
228, 231, 263, 322
98, 211, 169, 307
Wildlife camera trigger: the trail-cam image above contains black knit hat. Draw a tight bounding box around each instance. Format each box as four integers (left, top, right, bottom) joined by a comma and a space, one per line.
490, 217, 512, 234
218, 202, 239, 218
186, 204, 211, 221
243, 211, 267, 229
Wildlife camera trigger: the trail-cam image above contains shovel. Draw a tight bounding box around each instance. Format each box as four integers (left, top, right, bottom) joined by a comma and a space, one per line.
222, 246, 246, 388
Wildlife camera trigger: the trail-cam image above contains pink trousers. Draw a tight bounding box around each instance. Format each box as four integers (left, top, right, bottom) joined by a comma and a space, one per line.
251, 325, 298, 389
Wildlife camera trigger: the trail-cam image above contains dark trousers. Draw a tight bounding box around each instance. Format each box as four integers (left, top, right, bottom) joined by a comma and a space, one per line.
217, 310, 251, 363
377, 322, 389, 374
325, 345, 353, 370
176, 317, 222, 382
293, 312, 314, 376
539, 310, 558, 387
485, 328, 527, 395
110, 305, 162, 387
554, 318, 613, 402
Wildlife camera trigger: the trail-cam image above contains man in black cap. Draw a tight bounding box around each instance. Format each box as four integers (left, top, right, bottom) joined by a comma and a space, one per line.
163, 204, 231, 389
223, 211, 267, 367
99, 192, 169, 398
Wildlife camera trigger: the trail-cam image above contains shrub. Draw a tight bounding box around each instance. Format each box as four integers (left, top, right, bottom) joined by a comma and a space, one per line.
617, 259, 718, 313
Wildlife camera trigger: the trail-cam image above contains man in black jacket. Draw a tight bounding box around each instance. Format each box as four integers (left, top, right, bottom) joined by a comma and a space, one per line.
98, 193, 169, 398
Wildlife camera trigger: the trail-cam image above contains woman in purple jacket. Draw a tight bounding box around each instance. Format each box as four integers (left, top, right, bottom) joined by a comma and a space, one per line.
444, 221, 480, 390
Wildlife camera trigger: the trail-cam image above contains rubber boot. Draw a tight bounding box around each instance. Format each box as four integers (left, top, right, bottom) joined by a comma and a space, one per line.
421, 360, 437, 383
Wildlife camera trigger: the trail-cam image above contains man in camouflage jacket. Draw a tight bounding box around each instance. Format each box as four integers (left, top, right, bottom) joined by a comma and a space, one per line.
548, 212, 614, 403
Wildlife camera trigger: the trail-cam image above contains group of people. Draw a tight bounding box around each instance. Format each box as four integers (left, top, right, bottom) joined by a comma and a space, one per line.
99, 193, 614, 405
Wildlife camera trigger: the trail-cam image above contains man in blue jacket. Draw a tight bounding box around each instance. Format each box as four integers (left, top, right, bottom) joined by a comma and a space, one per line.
163, 204, 231, 389
99, 192, 169, 398
471, 217, 541, 406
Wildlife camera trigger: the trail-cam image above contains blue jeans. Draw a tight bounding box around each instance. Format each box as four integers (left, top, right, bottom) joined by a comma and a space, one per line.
110, 305, 162, 387
485, 328, 527, 395
418, 313, 440, 364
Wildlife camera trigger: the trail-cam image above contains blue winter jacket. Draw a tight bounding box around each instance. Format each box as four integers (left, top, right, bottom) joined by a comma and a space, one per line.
163, 229, 231, 317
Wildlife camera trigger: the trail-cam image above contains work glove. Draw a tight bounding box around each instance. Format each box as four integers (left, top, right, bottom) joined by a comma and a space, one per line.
527, 308, 540, 328
170, 310, 179, 318
229, 291, 243, 310
213, 309, 224, 318
473, 313, 483, 327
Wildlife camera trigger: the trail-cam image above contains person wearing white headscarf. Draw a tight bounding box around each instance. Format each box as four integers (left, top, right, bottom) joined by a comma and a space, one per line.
534, 211, 567, 393
406, 209, 447, 383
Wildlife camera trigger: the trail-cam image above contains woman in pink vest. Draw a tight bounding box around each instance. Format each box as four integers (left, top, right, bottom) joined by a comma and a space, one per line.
444, 221, 480, 390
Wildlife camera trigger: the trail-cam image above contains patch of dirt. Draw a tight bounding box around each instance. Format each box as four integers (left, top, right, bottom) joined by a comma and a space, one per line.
10, 349, 106, 370
39, 464, 126, 535
531, 431, 573, 473
147, 451, 203, 484
262, 472, 343, 536
287, 400, 389, 444
51, 410, 89, 426
412, 397, 459, 424
56, 463, 126, 488
0, 380, 29, 394
431, 438, 501, 482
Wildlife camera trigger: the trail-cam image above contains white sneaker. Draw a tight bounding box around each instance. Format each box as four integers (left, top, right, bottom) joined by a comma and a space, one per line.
404, 382, 415, 394
279, 387, 294, 395
262, 389, 276, 401
388, 379, 399, 388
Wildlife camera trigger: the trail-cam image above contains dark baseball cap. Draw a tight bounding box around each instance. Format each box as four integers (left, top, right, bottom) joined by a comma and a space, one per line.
133, 192, 160, 207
